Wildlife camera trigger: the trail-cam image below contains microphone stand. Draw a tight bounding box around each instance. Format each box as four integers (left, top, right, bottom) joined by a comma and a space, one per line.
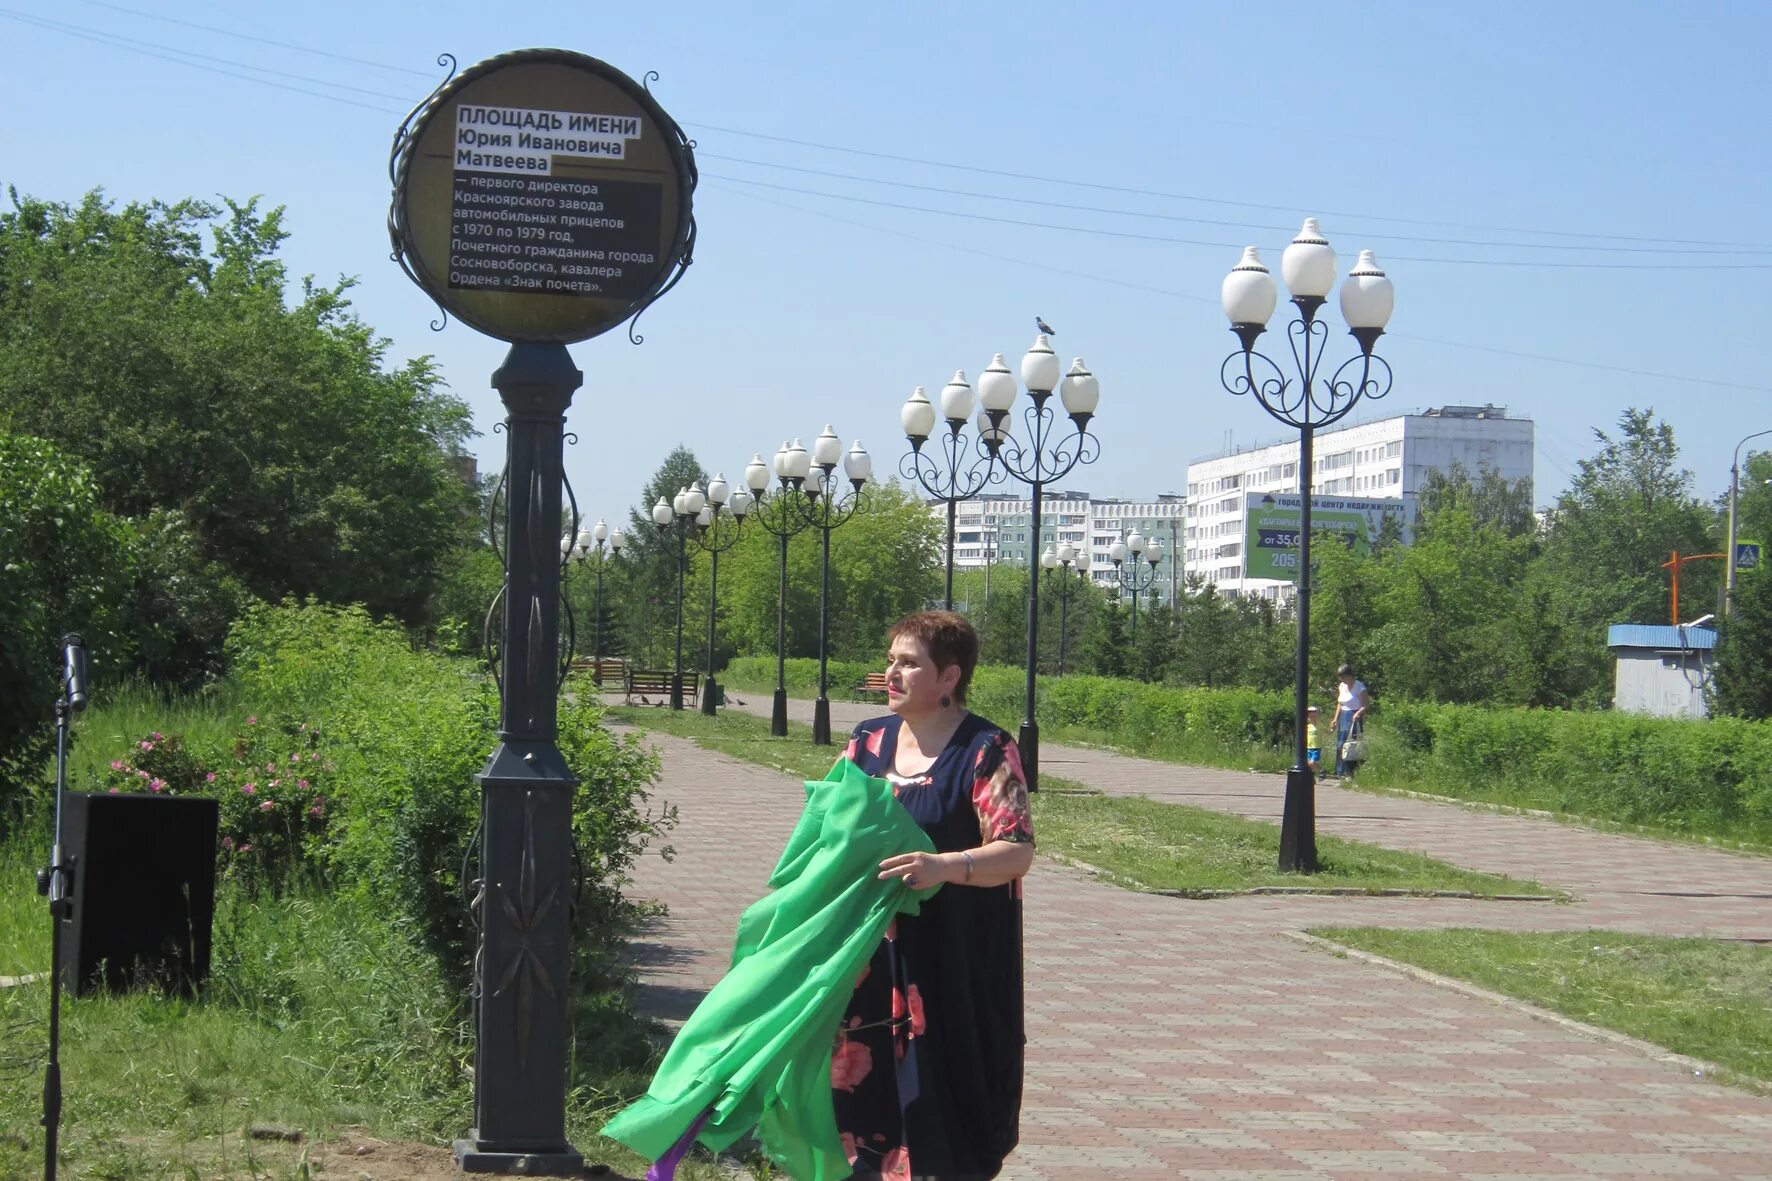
35, 636, 87, 1181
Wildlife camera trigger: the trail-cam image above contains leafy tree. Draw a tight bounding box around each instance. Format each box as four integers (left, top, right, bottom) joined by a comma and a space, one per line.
0, 435, 132, 789
1306, 533, 1383, 696
1416, 460, 1536, 539
614, 446, 707, 667
1533, 409, 1718, 705
1713, 560, 1772, 718
688, 480, 941, 668
0, 189, 477, 630
1368, 505, 1528, 704
1173, 577, 1251, 688
1079, 601, 1131, 678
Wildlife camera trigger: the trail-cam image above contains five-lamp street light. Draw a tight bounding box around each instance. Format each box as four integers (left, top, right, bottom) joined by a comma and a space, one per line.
1219, 217, 1395, 873
566, 519, 625, 685
902, 380, 1002, 608
789, 426, 872, 745
1039, 542, 1086, 676
975, 335, 1101, 790
650, 481, 708, 710
1109, 530, 1165, 641
748, 442, 814, 737
690, 474, 754, 716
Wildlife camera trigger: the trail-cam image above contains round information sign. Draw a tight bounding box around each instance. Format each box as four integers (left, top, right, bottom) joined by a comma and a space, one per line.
390, 49, 696, 343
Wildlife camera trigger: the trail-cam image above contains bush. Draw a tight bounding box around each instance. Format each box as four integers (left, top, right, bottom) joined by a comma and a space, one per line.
730, 657, 1772, 846
85, 600, 676, 980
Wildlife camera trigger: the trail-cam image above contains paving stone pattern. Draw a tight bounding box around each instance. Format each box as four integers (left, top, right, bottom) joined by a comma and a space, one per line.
619, 698, 1772, 1179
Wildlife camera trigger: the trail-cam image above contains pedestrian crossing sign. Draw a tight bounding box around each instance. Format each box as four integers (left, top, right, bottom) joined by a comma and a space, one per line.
1737, 541, 1762, 572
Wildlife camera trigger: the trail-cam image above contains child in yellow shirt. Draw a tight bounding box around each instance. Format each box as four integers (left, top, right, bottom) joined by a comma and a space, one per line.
1306, 705, 1322, 780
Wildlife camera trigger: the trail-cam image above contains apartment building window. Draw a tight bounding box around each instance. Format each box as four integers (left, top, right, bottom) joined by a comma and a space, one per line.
1385, 440, 1402, 458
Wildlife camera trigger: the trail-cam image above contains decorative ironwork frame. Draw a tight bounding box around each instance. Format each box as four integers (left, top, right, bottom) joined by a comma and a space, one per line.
1220, 296, 1393, 873
901, 422, 1002, 609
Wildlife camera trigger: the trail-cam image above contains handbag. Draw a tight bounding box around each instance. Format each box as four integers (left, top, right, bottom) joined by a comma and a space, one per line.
1339, 719, 1366, 764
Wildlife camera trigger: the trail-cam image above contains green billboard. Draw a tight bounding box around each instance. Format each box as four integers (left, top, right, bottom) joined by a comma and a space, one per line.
1244, 493, 1414, 580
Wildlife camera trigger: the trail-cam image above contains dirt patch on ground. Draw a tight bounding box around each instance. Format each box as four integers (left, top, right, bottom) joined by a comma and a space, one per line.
229, 1131, 641, 1180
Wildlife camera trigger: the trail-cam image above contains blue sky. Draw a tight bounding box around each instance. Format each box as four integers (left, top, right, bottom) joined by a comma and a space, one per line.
6, 0, 1770, 524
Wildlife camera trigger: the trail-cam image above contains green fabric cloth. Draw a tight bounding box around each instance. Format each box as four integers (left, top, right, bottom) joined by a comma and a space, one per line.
602, 757, 939, 1181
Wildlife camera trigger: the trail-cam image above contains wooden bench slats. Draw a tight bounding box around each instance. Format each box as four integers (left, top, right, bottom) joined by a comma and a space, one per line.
623, 669, 700, 707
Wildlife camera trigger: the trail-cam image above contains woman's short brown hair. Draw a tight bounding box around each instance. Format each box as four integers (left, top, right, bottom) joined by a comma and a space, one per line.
887, 610, 980, 704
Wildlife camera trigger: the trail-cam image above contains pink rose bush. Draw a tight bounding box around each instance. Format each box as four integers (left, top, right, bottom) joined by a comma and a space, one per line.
97, 715, 334, 890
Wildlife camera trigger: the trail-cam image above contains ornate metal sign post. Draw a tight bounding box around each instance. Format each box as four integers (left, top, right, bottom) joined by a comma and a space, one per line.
390, 48, 695, 1174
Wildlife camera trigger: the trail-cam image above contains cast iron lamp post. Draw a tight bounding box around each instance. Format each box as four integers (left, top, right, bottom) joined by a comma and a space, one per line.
1040, 542, 1085, 675
901, 380, 1000, 608
789, 427, 871, 745
568, 519, 624, 685
1219, 218, 1395, 872
974, 336, 1101, 790
651, 480, 707, 710
691, 474, 753, 716
1726, 428, 1772, 616
1109, 530, 1165, 641
748, 443, 815, 737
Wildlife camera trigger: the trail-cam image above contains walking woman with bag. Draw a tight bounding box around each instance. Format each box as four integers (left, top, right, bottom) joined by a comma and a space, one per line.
1331, 663, 1370, 777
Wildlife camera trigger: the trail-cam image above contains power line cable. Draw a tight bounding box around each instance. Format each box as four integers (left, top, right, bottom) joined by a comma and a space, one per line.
687, 122, 1772, 250
707, 181, 1211, 302
700, 152, 1772, 256
12, 5, 1768, 391
66, 0, 437, 76
703, 172, 1772, 271
0, 10, 409, 112
713, 183, 1772, 394
23, 3, 1770, 251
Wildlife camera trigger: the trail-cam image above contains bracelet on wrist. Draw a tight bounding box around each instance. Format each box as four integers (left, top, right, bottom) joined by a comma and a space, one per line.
961, 850, 975, 882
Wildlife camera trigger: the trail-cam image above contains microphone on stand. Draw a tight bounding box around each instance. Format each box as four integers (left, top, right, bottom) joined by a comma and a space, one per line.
62, 634, 89, 713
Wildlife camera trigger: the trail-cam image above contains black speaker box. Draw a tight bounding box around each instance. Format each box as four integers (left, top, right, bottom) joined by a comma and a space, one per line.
56, 792, 219, 996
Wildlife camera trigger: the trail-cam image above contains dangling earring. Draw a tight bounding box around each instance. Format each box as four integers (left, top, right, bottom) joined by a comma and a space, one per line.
940, 694, 952, 708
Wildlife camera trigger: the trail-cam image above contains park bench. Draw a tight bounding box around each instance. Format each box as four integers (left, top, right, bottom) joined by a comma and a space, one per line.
852, 671, 891, 701
568, 656, 628, 686
624, 668, 700, 708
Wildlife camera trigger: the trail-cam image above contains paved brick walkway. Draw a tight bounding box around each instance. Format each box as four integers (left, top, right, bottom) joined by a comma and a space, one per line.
618, 706, 1772, 1180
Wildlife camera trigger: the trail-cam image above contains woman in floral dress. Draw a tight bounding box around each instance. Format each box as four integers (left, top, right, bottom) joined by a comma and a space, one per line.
834, 610, 1034, 1181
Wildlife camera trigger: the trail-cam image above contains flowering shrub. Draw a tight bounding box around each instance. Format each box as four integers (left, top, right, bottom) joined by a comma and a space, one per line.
97, 715, 335, 889
98, 730, 206, 797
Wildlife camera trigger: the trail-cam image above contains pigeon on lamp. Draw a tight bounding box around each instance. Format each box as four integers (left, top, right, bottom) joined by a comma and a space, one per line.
1035, 316, 1056, 335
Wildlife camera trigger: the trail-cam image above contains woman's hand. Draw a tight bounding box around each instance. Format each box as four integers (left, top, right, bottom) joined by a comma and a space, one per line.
877, 850, 957, 889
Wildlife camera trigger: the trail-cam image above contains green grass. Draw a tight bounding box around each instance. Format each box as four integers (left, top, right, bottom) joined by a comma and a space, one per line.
0, 690, 752, 1181
608, 706, 1551, 899
0, 832, 762, 1181
1310, 927, 1772, 1091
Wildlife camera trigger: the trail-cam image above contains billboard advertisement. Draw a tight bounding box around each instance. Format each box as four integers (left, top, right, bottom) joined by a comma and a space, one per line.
1243, 493, 1415, 580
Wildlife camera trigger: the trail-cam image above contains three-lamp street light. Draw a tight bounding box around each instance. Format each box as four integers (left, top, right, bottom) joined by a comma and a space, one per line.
1219, 217, 1395, 873
689, 474, 754, 716
972, 335, 1101, 790
746, 444, 812, 737
902, 380, 1002, 608
787, 426, 872, 746
566, 519, 625, 686
1108, 530, 1165, 641
1039, 542, 1086, 676
650, 482, 708, 711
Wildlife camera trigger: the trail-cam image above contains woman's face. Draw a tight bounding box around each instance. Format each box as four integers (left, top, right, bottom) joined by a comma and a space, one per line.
885, 634, 960, 717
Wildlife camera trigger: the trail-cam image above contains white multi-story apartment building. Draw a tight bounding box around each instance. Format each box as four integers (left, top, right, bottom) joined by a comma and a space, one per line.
1184, 404, 1533, 599
942, 490, 1187, 600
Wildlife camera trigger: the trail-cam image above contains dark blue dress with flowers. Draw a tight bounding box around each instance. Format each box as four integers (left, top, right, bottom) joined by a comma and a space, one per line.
831, 713, 1034, 1181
